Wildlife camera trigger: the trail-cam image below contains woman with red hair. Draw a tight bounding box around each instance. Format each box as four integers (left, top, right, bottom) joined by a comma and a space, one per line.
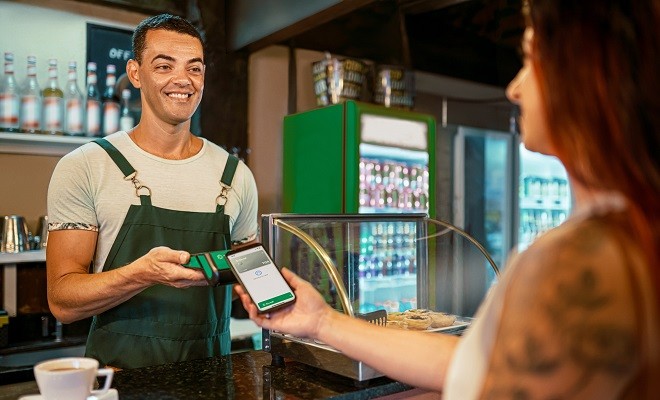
237, 1, 659, 398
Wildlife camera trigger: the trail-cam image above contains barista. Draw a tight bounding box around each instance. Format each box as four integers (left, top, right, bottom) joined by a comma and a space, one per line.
45, 14, 258, 368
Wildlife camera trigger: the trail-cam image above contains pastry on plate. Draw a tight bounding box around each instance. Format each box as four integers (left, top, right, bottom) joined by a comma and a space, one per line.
429, 312, 456, 328
401, 314, 433, 330
387, 311, 405, 322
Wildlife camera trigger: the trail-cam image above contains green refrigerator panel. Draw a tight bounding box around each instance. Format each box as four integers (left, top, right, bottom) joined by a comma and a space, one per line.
283, 104, 346, 213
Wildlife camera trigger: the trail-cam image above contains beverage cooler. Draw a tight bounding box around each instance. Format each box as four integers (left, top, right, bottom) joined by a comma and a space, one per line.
282, 100, 436, 318
283, 100, 436, 217
452, 125, 572, 274
517, 143, 571, 251
260, 214, 497, 381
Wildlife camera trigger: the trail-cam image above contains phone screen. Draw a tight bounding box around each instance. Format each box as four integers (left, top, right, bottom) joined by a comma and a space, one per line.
226, 244, 295, 313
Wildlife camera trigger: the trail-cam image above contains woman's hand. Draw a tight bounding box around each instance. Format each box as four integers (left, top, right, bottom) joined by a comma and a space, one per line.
235, 268, 333, 339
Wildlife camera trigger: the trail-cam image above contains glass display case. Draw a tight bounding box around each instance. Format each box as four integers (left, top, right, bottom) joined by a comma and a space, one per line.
260, 214, 499, 381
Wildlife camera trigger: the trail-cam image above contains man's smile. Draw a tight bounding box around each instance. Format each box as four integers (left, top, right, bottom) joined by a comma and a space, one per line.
167, 92, 193, 99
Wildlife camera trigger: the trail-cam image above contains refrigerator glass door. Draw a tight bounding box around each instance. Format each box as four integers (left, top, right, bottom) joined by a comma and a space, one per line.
452, 126, 513, 316
358, 114, 430, 214
355, 114, 431, 312
454, 126, 514, 271
518, 143, 571, 251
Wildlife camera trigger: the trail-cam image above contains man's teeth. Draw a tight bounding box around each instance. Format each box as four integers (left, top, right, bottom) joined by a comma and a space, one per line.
168, 93, 190, 99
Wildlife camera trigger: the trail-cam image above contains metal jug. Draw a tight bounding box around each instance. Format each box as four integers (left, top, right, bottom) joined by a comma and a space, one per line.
0, 215, 31, 253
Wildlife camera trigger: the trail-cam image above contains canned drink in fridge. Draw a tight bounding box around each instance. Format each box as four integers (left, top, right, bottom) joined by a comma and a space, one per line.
378, 185, 387, 208
417, 189, 428, 211
387, 186, 400, 209
359, 185, 370, 207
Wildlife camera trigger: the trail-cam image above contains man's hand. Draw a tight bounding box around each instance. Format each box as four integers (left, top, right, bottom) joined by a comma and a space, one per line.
133, 246, 207, 288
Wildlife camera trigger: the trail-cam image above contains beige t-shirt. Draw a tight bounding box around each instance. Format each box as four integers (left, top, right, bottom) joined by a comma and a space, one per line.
47, 131, 259, 272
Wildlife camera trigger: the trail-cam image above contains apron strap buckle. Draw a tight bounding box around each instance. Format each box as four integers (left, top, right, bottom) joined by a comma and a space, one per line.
126, 171, 152, 198
215, 183, 231, 206
136, 185, 152, 197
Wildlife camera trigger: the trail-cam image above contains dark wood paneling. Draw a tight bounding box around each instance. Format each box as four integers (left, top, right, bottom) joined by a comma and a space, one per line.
73, 0, 186, 16
196, 0, 250, 161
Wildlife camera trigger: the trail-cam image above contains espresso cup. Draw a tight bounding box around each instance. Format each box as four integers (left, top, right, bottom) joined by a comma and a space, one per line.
33, 357, 114, 400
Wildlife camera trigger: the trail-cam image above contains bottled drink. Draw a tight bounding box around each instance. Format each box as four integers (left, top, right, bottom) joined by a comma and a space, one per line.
0, 52, 20, 132
64, 61, 84, 136
102, 64, 119, 136
42, 59, 64, 134
20, 55, 42, 133
84, 62, 101, 137
119, 88, 134, 132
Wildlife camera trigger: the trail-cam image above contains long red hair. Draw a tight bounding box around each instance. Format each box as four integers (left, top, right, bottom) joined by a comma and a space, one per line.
527, 0, 660, 396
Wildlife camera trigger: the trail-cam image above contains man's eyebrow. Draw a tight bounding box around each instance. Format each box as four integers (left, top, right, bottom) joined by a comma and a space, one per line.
151, 54, 175, 63
150, 55, 204, 65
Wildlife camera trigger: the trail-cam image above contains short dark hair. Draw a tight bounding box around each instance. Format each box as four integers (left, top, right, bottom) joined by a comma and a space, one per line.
132, 14, 204, 64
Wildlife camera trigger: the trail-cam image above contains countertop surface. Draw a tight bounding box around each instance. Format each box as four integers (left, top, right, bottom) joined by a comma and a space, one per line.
1, 350, 415, 399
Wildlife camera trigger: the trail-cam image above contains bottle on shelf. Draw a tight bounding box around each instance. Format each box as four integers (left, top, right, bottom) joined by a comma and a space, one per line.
64, 61, 84, 136
0, 52, 20, 132
119, 88, 134, 132
19, 55, 42, 133
84, 62, 101, 137
42, 58, 64, 135
102, 64, 119, 136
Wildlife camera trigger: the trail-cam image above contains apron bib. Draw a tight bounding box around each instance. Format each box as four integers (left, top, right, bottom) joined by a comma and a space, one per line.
85, 138, 239, 369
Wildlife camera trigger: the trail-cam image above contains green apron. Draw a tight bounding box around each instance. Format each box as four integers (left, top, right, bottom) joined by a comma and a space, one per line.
85, 138, 239, 369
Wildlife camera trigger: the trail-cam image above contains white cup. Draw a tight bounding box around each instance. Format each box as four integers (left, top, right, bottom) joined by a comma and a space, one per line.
33, 357, 114, 400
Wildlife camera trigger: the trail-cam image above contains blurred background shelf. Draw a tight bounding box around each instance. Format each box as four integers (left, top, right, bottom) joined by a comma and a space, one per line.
0, 250, 46, 265
0, 132, 94, 157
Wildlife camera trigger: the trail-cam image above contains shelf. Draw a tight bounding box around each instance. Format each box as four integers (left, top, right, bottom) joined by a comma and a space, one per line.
0, 249, 46, 264
0, 250, 45, 317
0, 132, 95, 156
359, 273, 417, 291
519, 196, 570, 211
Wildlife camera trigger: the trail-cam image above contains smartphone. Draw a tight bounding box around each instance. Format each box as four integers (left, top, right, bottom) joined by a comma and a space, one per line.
226, 243, 296, 314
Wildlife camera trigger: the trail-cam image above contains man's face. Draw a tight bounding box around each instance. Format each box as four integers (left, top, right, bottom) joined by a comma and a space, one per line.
128, 29, 205, 127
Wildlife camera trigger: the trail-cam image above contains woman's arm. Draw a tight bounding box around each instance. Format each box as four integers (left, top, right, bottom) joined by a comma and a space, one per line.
236, 268, 460, 392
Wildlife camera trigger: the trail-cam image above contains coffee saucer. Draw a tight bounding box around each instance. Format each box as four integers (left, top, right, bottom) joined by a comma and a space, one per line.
19, 388, 118, 400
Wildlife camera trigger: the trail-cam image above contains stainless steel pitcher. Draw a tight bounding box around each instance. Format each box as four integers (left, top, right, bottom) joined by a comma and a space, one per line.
0, 215, 31, 253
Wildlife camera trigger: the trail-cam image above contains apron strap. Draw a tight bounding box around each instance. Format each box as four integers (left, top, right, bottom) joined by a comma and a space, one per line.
216, 155, 239, 213
221, 155, 239, 186
94, 138, 152, 205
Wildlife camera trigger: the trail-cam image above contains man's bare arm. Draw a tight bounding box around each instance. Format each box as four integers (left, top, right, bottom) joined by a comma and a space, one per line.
47, 229, 207, 323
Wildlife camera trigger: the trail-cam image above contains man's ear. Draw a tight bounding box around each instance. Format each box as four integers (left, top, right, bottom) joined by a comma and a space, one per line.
126, 59, 141, 89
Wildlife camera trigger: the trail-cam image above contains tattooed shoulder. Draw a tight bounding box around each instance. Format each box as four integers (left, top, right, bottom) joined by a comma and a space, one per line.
479, 217, 640, 400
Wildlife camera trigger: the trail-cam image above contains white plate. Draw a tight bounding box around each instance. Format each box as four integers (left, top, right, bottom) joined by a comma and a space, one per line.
387, 315, 473, 332
425, 317, 472, 333
19, 388, 118, 400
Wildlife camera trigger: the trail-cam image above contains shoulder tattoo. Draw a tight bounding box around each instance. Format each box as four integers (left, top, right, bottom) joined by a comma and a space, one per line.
481, 220, 639, 399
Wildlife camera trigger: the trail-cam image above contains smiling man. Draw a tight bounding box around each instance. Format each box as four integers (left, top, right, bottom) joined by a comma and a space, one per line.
45, 14, 259, 369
